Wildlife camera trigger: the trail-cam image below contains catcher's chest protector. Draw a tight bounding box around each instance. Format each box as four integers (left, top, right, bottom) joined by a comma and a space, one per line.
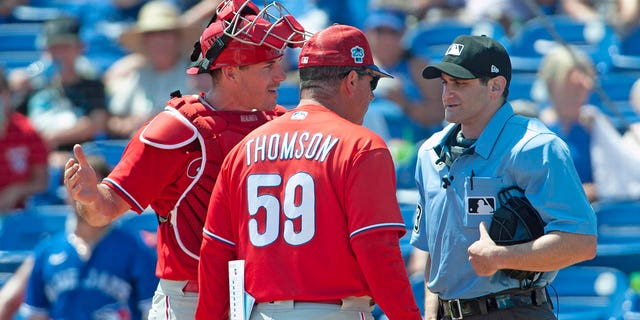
166, 95, 282, 218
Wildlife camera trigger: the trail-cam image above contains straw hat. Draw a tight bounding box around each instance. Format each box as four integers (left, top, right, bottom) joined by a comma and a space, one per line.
119, 1, 191, 53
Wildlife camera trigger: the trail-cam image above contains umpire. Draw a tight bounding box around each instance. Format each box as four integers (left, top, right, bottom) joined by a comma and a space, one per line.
409, 35, 597, 319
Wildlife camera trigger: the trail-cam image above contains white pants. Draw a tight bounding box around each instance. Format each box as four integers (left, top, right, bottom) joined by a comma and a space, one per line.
250, 296, 374, 320
147, 279, 198, 320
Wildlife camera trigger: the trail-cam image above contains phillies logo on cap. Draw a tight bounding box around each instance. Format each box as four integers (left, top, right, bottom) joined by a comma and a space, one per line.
445, 43, 464, 56
351, 46, 364, 63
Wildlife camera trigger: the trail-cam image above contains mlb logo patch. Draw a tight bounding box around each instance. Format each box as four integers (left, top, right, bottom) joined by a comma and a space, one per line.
351, 46, 364, 63
445, 44, 464, 56
291, 111, 308, 120
301, 56, 309, 64
467, 197, 496, 215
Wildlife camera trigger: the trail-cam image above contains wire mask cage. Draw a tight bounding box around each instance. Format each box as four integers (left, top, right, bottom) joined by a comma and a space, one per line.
215, 0, 312, 50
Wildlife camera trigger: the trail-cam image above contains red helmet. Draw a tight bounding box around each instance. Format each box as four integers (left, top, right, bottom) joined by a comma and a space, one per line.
187, 0, 310, 74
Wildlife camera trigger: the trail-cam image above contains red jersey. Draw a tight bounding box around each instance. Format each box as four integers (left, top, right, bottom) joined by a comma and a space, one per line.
102, 94, 283, 280
200, 104, 408, 309
0, 112, 48, 209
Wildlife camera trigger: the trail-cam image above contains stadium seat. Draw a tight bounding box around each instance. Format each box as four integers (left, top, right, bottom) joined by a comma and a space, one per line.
276, 82, 300, 109
0, 22, 43, 71
404, 18, 508, 62
610, 27, 640, 72
509, 72, 547, 104
0, 250, 31, 273
550, 265, 628, 320
81, 139, 129, 168
577, 200, 640, 274
589, 72, 640, 129
0, 205, 70, 251
509, 15, 619, 73
26, 165, 66, 207
590, 72, 639, 105
0, 23, 43, 51
113, 209, 159, 234
10, 5, 68, 23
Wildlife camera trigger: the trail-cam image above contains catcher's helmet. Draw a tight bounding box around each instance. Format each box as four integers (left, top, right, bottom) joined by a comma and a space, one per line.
187, 0, 309, 74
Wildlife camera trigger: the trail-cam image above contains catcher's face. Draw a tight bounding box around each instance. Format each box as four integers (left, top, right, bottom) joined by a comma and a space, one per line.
235, 57, 286, 111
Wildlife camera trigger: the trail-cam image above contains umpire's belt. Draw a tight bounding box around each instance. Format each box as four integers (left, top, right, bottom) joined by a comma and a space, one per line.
439, 286, 549, 319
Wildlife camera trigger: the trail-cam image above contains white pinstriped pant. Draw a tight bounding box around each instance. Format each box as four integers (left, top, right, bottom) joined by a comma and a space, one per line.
249, 297, 374, 320
147, 279, 198, 320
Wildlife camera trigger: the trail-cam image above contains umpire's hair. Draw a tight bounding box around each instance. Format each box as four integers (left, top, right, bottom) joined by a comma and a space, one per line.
299, 66, 368, 91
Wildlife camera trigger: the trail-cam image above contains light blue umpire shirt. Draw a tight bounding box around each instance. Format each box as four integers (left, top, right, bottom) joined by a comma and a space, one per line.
410, 103, 597, 300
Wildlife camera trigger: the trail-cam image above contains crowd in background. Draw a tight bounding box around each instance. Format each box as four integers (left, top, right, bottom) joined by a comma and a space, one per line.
0, 0, 639, 318
0, 0, 638, 209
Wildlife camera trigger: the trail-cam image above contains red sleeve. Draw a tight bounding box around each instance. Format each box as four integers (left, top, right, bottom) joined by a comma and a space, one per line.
346, 148, 406, 236
197, 167, 235, 320
351, 231, 422, 320
105, 132, 197, 212
196, 235, 235, 320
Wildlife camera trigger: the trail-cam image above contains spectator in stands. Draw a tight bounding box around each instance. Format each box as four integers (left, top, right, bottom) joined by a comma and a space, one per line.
588, 77, 640, 200
17, 155, 158, 320
364, 7, 444, 141
0, 0, 27, 22
460, 0, 557, 35
538, 45, 599, 202
410, 0, 556, 36
74, 0, 148, 74
7, 68, 33, 116
561, 0, 640, 37
25, 16, 109, 167
0, 68, 48, 213
0, 254, 32, 320
362, 7, 444, 188
0, 155, 156, 320
103, 0, 199, 139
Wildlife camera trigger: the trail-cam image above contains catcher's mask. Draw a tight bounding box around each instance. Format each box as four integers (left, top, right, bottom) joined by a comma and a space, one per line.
187, 0, 311, 74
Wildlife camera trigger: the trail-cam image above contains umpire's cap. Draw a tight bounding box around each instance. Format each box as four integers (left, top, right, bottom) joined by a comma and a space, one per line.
422, 35, 511, 85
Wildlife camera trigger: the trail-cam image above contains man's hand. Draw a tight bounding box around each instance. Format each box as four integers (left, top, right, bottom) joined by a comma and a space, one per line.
467, 221, 501, 276
64, 144, 99, 205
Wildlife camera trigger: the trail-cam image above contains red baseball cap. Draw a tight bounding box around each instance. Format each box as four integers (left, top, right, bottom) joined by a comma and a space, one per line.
298, 24, 392, 78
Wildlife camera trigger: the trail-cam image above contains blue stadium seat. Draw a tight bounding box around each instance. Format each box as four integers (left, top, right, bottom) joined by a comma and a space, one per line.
550, 266, 628, 320
276, 82, 300, 109
404, 18, 508, 62
590, 72, 639, 105
0, 250, 31, 273
0, 23, 43, 51
589, 72, 640, 129
26, 165, 66, 207
10, 5, 68, 23
577, 200, 640, 274
509, 15, 619, 73
0, 22, 43, 71
113, 209, 158, 234
0, 205, 70, 251
81, 139, 129, 169
610, 27, 640, 72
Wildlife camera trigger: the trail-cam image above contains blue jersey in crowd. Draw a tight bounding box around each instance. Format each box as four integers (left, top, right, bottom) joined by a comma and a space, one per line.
20, 227, 158, 320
